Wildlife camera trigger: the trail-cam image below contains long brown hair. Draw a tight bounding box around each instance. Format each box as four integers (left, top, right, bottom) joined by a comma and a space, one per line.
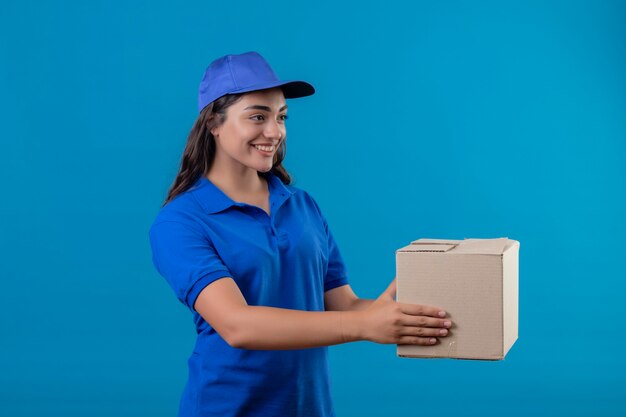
162, 91, 293, 207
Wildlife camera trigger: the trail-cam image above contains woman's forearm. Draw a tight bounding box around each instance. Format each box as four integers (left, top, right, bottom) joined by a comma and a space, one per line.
349, 298, 375, 311
229, 306, 365, 350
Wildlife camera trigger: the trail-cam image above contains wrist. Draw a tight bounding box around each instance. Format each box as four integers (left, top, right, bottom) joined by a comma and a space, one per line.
340, 310, 365, 342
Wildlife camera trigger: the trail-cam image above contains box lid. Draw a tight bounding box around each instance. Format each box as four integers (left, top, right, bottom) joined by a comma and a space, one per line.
397, 237, 513, 255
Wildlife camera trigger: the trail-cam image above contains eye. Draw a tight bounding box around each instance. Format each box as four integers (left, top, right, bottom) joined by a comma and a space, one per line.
249, 114, 289, 122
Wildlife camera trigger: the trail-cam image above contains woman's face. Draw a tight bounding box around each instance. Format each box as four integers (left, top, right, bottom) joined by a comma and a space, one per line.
210, 87, 288, 173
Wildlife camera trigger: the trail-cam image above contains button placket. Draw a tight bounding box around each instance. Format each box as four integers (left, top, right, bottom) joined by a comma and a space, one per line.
267, 183, 289, 244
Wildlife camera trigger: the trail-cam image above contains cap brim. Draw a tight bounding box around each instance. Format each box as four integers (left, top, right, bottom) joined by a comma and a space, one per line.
278, 80, 316, 98
228, 79, 315, 99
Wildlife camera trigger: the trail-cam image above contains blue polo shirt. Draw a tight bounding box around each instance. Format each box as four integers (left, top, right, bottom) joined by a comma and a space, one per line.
148, 170, 349, 417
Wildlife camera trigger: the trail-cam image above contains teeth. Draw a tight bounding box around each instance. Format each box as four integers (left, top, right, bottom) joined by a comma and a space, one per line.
253, 144, 275, 152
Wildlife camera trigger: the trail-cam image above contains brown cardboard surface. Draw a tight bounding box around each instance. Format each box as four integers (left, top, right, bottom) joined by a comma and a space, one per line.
396, 237, 519, 361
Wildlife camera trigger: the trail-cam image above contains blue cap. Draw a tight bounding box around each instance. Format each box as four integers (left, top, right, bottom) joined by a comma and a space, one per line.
197, 51, 315, 113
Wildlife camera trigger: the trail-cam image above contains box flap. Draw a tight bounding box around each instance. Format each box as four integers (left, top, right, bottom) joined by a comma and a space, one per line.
411, 238, 463, 245
453, 237, 510, 255
401, 237, 513, 255
502, 239, 520, 253
403, 243, 457, 252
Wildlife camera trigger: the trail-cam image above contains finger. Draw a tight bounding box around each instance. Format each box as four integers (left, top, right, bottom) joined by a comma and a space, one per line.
397, 336, 438, 346
401, 315, 452, 329
398, 302, 446, 318
398, 326, 450, 338
382, 277, 396, 300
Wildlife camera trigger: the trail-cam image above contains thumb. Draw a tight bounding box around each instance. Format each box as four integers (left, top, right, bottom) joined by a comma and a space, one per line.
381, 277, 397, 300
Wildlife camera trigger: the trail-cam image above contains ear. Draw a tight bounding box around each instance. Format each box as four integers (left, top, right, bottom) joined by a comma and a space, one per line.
208, 123, 219, 137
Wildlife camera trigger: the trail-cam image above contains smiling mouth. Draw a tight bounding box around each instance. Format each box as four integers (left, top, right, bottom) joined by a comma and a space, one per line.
252, 144, 276, 152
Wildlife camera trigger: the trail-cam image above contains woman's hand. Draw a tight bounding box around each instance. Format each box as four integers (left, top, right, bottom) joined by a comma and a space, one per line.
358, 277, 453, 345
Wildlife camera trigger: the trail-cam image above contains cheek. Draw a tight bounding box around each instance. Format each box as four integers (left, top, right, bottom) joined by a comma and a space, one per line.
219, 127, 256, 150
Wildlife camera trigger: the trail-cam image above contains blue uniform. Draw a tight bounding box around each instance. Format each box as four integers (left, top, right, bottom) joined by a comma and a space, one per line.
148, 170, 349, 417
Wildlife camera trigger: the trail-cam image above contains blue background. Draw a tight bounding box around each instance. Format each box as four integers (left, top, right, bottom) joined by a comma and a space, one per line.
1, 0, 624, 415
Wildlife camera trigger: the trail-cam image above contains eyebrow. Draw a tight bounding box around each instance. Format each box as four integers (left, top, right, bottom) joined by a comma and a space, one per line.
243, 104, 288, 112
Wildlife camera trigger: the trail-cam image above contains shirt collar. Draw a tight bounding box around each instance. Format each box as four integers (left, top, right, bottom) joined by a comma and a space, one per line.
190, 170, 295, 215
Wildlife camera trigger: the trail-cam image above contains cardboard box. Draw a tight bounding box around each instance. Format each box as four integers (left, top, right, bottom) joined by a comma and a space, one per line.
396, 237, 519, 360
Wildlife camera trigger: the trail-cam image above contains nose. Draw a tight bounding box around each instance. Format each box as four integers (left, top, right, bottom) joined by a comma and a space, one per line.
264, 118, 284, 141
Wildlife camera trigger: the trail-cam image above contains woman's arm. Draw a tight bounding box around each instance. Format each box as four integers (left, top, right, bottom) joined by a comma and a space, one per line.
324, 284, 374, 311
195, 277, 452, 350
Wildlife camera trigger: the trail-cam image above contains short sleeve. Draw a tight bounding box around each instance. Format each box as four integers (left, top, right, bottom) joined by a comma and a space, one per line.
324, 219, 350, 292
305, 192, 350, 292
149, 220, 233, 312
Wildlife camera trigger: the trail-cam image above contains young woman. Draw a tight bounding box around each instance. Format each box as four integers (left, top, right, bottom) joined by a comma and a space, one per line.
148, 51, 452, 417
